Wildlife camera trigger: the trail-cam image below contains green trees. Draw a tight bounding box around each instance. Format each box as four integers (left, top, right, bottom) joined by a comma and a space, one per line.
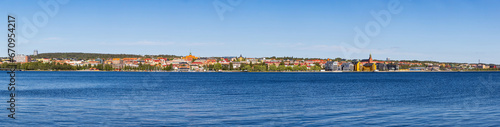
278, 65, 286, 71
299, 65, 307, 71
292, 66, 300, 71
104, 64, 113, 71
1, 61, 180, 72
314, 62, 321, 68
243, 65, 252, 71
269, 65, 277, 71
252, 65, 267, 72
311, 66, 322, 71
238, 63, 247, 70
214, 63, 222, 71
3, 62, 76, 71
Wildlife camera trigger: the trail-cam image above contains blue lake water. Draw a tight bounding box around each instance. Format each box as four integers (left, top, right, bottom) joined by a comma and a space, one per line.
1, 71, 500, 126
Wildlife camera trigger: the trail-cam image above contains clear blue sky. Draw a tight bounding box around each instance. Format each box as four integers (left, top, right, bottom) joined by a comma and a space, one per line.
1, 0, 499, 64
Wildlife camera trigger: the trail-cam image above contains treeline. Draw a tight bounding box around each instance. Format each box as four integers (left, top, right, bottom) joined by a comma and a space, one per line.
0, 62, 175, 71
203, 62, 322, 72
1, 62, 77, 70
0, 62, 117, 71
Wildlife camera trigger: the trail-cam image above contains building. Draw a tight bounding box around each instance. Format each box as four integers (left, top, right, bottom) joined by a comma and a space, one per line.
14, 54, 31, 63
353, 54, 377, 71
477, 64, 489, 69
428, 65, 440, 71
238, 54, 244, 61
182, 52, 198, 61
386, 64, 399, 71
376, 63, 387, 71
341, 63, 354, 71
410, 67, 426, 71
362, 63, 377, 71
324, 61, 339, 71
33, 50, 38, 56
111, 58, 123, 68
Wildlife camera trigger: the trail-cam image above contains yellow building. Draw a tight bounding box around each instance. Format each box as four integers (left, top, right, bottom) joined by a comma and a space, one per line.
182, 52, 198, 61
354, 54, 378, 72
362, 63, 377, 71
354, 62, 361, 71
238, 54, 244, 61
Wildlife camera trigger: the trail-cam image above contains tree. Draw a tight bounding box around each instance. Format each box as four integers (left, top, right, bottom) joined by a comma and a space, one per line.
243, 65, 252, 71
229, 62, 234, 70
239, 63, 247, 70
311, 66, 321, 71
314, 62, 321, 68
278, 65, 286, 71
292, 66, 299, 71
104, 64, 113, 71
300, 65, 307, 71
258, 65, 267, 72
214, 63, 222, 71
334, 57, 342, 61
269, 65, 277, 71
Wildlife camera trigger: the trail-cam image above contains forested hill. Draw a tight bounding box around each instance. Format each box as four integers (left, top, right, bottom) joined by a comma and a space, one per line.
31, 53, 180, 59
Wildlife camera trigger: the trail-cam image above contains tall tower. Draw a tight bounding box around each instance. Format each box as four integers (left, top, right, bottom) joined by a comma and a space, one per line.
33, 50, 38, 56
369, 54, 373, 63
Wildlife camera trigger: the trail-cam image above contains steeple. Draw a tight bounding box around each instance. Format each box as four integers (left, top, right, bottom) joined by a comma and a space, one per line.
369, 54, 373, 63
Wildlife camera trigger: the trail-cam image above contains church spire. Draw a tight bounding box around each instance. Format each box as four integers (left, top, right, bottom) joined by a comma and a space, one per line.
369, 54, 373, 63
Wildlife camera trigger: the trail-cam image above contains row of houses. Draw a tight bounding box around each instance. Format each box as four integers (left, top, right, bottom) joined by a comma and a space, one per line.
324, 60, 399, 72
1, 53, 498, 71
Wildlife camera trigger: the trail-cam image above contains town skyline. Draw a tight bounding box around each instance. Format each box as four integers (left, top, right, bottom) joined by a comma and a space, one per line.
4, 51, 497, 72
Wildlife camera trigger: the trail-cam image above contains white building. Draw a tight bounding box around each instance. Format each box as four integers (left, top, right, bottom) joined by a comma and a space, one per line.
14, 54, 30, 63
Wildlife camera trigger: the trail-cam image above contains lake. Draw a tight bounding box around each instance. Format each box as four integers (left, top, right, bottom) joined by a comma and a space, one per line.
1, 71, 499, 126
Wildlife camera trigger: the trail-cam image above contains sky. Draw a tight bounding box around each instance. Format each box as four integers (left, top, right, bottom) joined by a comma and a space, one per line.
1, 0, 499, 64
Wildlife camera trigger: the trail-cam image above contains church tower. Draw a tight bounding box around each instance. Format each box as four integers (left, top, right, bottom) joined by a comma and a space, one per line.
369, 54, 373, 63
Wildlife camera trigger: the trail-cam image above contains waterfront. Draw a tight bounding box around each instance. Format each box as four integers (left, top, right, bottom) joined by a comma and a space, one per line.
1, 72, 500, 126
